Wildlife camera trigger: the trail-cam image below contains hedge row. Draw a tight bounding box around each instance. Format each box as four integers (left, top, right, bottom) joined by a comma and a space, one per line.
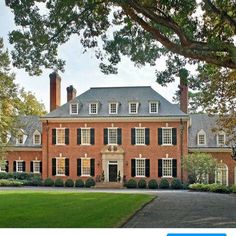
0, 172, 40, 180
0, 179, 23, 187
189, 183, 233, 194
126, 178, 185, 189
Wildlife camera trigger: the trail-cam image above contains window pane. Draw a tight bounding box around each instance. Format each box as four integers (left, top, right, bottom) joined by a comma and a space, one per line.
18, 135, 24, 144
17, 161, 23, 172
162, 159, 172, 177
81, 129, 90, 145
57, 159, 65, 175
108, 129, 117, 144
136, 128, 145, 144
109, 103, 117, 114
71, 104, 78, 114
150, 102, 157, 113
162, 129, 172, 144
130, 103, 137, 113
90, 104, 97, 114
34, 162, 40, 173
34, 134, 40, 144
57, 129, 65, 144
198, 134, 205, 145
136, 159, 145, 176
82, 159, 90, 176
218, 134, 225, 145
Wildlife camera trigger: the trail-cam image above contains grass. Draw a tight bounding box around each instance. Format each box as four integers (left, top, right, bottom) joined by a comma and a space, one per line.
0, 191, 154, 228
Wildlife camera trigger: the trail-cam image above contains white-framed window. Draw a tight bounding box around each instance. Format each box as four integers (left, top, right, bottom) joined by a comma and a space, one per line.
162, 128, 172, 145
162, 158, 173, 177
149, 102, 158, 114
33, 130, 41, 145
136, 158, 145, 177
217, 131, 225, 146
81, 158, 91, 176
215, 163, 228, 186
109, 103, 118, 114
108, 128, 117, 145
0, 162, 6, 172
135, 128, 145, 145
16, 130, 27, 145
81, 128, 91, 145
70, 103, 78, 115
197, 129, 206, 145
129, 102, 139, 114
56, 128, 65, 145
33, 161, 41, 173
2, 132, 11, 144
56, 158, 66, 176
89, 103, 98, 114
16, 160, 24, 173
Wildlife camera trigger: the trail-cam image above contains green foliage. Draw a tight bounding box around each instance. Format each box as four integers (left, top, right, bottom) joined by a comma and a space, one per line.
148, 179, 158, 189
85, 178, 95, 188
75, 179, 84, 188
126, 179, 137, 189
183, 153, 217, 184
0, 179, 23, 187
159, 178, 170, 189
189, 183, 231, 193
44, 178, 54, 187
65, 179, 74, 187
137, 179, 147, 189
231, 185, 236, 193
54, 179, 64, 187
170, 178, 183, 189
0, 172, 8, 179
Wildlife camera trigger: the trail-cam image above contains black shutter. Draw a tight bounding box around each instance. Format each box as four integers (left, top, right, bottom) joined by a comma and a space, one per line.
5, 161, 9, 172
172, 128, 177, 145
172, 159, 177, 177
65, 158, 69, 176
131, 159, 136, 177
145, 128, 150, 145
65, 128, 69, 145
145, 159, 150, 177
104, 128, 108, 145
90, 128, 95, 145
117, 128, 122, 145
77, 159, 81, 176
131, 128, 135, 145
13, 161, 16, 172
30, 161, 33, 172
90, 159, 95, 176
77, 128, 81, 145
52, 158, 56, 176
158, 159, 162, 177
158, 128, 162, 145
52, 129, 56, 145
22, 161, 26, 172
40, 162, 42, 173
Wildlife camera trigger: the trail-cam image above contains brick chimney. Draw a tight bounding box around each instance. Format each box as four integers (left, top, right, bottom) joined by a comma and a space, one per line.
66, 85, 77, 102
49, 71, 61, 112
179, 69, 188, 114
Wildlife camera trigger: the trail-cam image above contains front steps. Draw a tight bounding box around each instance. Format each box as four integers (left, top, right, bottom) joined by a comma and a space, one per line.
94, 182, 124, 189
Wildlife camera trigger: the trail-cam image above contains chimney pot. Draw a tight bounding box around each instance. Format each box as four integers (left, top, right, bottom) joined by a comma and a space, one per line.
66, 85, 77, 102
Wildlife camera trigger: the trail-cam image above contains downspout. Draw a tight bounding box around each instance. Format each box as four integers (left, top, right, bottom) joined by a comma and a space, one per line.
46, 120, 49, 177
180, 118, 184, 182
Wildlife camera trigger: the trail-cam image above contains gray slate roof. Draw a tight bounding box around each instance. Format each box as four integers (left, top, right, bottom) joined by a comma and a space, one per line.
44, 86, 188, 118
188, 114, 230, 148
9, 115, 42, 147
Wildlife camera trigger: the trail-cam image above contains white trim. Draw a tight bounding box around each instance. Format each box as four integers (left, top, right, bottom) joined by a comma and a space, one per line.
81, 158, 91, 177
56, 128, 66, 145
109, 102, 119, 115
70, 103, 79, 115
107, 161, 118, 182
135, 127, 145, 145
33, 130, 41, 145
162, 158, 173, 178
162, 127, 172, 145
129, 102, 139, 114
80, 128, 91, 145
89, 103, 98, 114
188, 147, 231, 152
7, 147, 42, 151
16, 160, 24, 173
33, 160, 41, 174
217, 131, 226, 146
108, 127, 118, 145
16, 129, 27, 145
215, 163, 228, 186
149, 101, 159, 114
55, 157, 66, 176
197, 129, 206, 146
135, 158, 146, 177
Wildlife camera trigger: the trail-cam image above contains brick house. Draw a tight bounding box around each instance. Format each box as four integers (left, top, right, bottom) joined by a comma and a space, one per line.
3, 72, 236, 185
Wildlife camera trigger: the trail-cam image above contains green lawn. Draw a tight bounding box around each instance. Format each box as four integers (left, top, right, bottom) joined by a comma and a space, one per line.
0, 191, 154, 228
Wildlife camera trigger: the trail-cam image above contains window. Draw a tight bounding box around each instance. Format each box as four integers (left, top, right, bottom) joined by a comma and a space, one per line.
217, 132, 225, 146
81, 128, 91, 145
197, 130, 206, 145
81, 158, 91, 176
89, 103, 98, 114
33, 130, 41, 145
56, 128, 65, 145
136, 159, 145, 177
129, 102, 139, 114
135, 128, 145, 145
33, 161, 41, 173
162, 159, 173, 177
70, 103, 78, 114
0, 162, 6, 172
16, 161, 24, 173
109, 103, 118, 114
149, 102, 158, 113
108, 128, 117, 145
215, 163, 228, 186
162, 128, 172, 145
56, 158, 65, 176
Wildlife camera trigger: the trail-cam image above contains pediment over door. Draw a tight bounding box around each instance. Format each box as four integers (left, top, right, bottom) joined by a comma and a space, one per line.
101, 145, 125, 154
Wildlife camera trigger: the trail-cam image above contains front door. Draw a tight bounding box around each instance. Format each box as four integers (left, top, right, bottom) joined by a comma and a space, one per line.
109, 164, 117, 182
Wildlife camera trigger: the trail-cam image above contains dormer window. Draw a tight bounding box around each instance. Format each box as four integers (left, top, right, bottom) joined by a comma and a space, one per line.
70, 103, 78, 115
109, 103, 118, 114
149, 101, 158, 114
16, 130, 27, 145
89, 103, 98, 114
33, 130, 41, 145
197, 129, 206, 145
129, 102, 139, 114
217, 131, 225, 146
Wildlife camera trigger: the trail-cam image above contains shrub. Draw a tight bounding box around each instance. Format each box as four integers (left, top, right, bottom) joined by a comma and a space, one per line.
85, 178, 95, 188
31, 176, 43, 186
55, 178, 64, 187
75, 179, 84, 188
159, 178, 169, 189
148, 179, 158, 189
126, 179, 137, 188
44, 178, 54, 187
0, 179, 23, 187
13, 172, 33, 180
231, 185, 236, 193
0, 172, 7, 179
6, 173, 14, 179
65, 179, 74, 187
170, 178, 183, 189
138, 179, 147, 189
209, 184, 230, 194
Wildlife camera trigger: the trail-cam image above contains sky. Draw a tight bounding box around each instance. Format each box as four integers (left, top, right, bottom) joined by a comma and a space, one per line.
0, 2, 179, 112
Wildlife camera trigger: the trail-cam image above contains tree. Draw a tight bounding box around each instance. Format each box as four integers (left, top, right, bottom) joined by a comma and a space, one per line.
182, 152, 218, 184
